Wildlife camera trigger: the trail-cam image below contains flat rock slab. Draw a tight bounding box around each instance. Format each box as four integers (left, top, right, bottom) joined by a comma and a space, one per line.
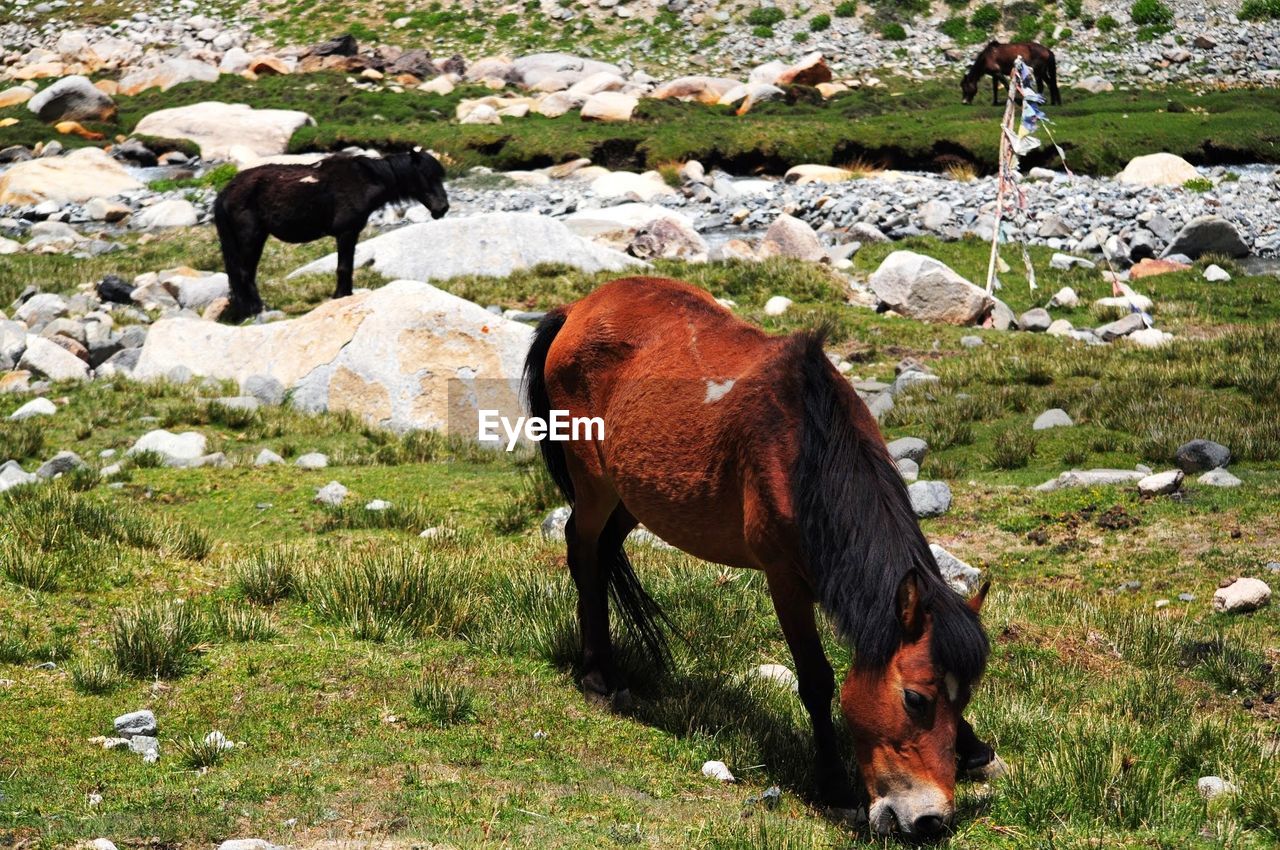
1036, 469, 1146, 492
134, 280, 533, 437
133, 101, 315, 160
289, 212, 643, 283
0, 147, 142, 205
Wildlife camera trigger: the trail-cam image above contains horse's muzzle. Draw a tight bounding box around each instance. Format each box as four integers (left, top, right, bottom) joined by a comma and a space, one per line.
431, 204, 449, 220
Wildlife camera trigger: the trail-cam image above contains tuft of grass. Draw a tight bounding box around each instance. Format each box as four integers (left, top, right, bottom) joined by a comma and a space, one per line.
174, 734, 233, 770
411, 672, 479, 728
207, 603, 277, 643
493, 464, 562, 534
233, 548, 296, 604
319, 501, 436, 533
0, 421, 45, 463
68, 657, 123, 695
1182, 176, 1213, 192
297, 549, 479, 641
986, 429, 1039, 469
1240, 0, 1280, 19
110, 599, 204, 679
0, 537, 60, 592
147, 162, 238, 194
945, 161, 978, 182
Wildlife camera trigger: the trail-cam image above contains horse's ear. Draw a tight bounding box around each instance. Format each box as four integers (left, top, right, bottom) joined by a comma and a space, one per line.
968, 581, 990, 615
897, 572, 924, 642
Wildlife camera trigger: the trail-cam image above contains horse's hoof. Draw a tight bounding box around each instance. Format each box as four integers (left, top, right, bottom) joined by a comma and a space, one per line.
611, 688, 634, 712
962, 754, 1008, 783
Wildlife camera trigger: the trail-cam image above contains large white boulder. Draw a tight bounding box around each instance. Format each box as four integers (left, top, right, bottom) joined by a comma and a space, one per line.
1115, 152, 1201, 188
27, 74, 115, 122
133, 199, 199, 229
869, 251, 994, 325
17, 335, 89, 381
117, 57, 219, 95
579, 91, 638, 122
289, 212, 642, 282
134, 281, 533, 436
590, 171, 676, 202
133, 101, 315, 160
513, 53, 622, 88
0, 147, 142, 205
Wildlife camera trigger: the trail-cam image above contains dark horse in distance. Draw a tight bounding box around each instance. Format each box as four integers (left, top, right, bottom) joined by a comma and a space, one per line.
961, 41, 1061, 106
525, 277, 998, 839
213, 149, 449, 319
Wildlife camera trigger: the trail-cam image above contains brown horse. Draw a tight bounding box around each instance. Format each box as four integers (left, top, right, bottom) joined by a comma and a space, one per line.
524, 277, 995, 839
961, 41, 1061, 106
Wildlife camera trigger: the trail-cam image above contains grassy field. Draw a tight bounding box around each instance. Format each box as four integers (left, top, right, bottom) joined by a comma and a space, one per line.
1, 229, 1279, 848
3, 73, 1280, 176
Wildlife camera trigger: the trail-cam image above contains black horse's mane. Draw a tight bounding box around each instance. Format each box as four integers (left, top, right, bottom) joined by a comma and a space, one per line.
789, 326, 988, 685
351, 152, 433, 204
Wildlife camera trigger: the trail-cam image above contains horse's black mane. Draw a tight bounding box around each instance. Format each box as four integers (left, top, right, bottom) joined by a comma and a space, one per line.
790, 327, 988, 685
350, 152, 434, 204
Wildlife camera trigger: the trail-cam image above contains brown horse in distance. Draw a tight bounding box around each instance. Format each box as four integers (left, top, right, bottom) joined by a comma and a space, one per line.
524, 277, 996, 839
962, 41, 1061, 106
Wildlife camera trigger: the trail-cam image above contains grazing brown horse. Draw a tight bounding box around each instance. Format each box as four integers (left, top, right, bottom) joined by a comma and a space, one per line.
213, 149, 448, 320
524, 277, 995, 839
961, 41, 1061, 106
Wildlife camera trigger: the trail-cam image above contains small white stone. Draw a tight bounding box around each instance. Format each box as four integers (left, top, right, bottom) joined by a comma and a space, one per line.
8, 397, 56, 421
294, 452, 328, 469
1138, 469, 1184, 496
763, 295, 793, 316
365, 499, 392, 511
1202, 264, 1231, 282
314, 481, 348, 506
701, 760, 735, 782
749, 663, 798, 691
1212, 578, 1271, 614
1198, 468, 1242, 487
1197, 776, 1238, 800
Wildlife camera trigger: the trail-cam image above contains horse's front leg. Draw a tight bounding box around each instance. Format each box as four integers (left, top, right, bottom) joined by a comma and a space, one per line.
333, 230, 359, 299
992, 73, 1000, 105
765, 568, 859, 810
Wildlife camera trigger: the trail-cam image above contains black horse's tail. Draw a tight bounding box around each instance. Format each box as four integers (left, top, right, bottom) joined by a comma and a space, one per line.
522, 309, 672, 668
523, 309, 574, 502
1047, 53, 1062, 105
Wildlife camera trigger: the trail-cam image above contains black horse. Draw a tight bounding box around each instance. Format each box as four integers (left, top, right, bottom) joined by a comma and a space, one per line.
961, 41, 1061, 106
213, 149, 449, 319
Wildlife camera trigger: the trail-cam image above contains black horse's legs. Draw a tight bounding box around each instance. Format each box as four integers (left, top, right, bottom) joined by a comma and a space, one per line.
765, 568, 858, 808
234, 229, 267, 317
214, 206, 261, 319
566, 497, 628, 703
991, 73, 1000, 105
333, 230, 359, 299
957, 717, 997, 775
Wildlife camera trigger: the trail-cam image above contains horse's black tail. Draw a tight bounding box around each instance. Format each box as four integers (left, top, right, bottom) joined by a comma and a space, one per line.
522, 308, 672, 668
523, 309, 574, 503
1047, 53, 1062, 105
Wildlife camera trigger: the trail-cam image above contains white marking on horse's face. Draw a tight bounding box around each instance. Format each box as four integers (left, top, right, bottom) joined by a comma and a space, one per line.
945, 673, 960, 703
704, 378, 736, 403
298, 175, 319, 183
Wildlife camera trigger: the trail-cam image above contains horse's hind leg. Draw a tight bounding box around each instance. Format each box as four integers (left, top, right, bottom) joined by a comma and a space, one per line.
333, 229, 358, 299
566, 493, 632, 706
765, 566, 859, 809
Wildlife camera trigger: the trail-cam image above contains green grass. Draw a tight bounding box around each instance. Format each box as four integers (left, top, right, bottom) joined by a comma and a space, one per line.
4, 74, 1280, 178
2, 232, 1279, 846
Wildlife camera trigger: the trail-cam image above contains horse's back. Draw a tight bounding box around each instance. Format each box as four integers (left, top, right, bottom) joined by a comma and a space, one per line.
546, 277, 803, 568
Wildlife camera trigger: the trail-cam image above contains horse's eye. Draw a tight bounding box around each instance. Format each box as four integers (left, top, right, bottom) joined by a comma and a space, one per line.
903, 689, 932, 714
